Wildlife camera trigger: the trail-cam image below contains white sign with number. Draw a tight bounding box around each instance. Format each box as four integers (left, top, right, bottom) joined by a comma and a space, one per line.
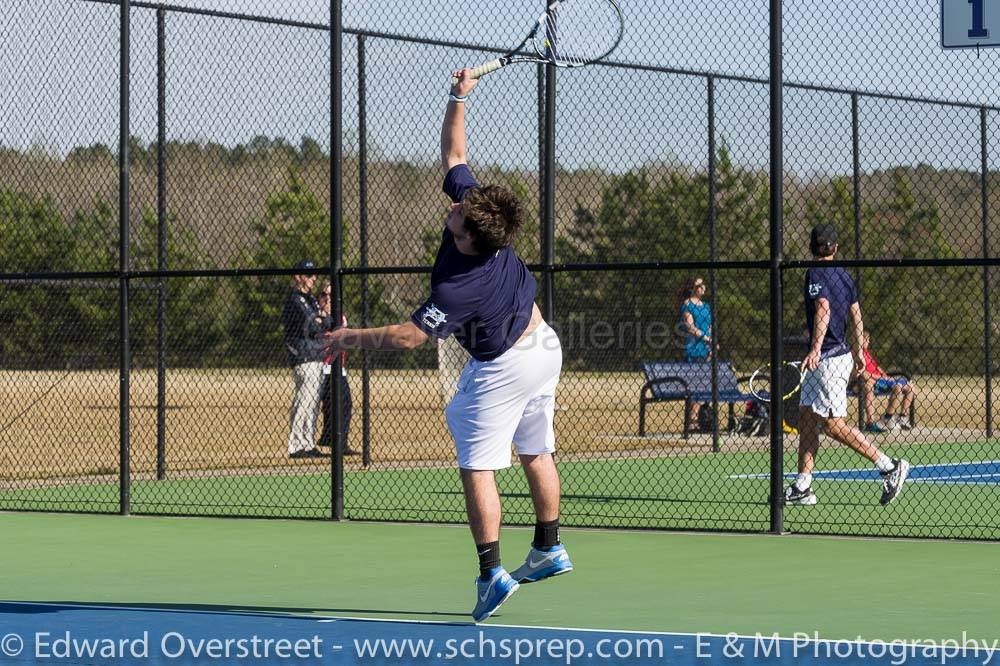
942, 0, 1000, 48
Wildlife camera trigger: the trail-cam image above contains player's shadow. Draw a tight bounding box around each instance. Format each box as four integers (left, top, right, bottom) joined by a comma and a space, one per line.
0, 600, 468, 619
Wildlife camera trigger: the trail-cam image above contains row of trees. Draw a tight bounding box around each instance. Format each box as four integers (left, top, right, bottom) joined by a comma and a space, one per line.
64, 135, 331, 170
558, 148, 988, 374
1, 150, 992, 373
0, 170, 399, 369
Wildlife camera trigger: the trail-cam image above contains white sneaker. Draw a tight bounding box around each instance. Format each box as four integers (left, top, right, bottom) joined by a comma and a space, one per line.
879, 459, 910, 506
783, 484, 818, 506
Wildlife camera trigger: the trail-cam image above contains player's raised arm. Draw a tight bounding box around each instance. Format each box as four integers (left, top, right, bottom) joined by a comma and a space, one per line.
441, 69, 478, 173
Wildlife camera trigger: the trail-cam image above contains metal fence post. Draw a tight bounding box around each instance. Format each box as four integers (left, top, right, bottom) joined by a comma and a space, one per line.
542, 75, 556, 322
708, 77, 720, 452
538, 64, 545, 277
542, 5, 556, 323
851, 93, 865, 430
118, 0, 132, 515
155, 7, 168, 481
330, 0, 345, 520
768, 0, 785, 534
982, 107, 993, 438
358, 33, 371, 467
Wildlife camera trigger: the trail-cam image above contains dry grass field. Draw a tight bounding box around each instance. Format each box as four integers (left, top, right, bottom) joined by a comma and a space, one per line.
1, 368, 995, 482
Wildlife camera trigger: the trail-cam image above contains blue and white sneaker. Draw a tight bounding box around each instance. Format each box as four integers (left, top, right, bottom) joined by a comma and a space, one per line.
472, 568, 519, 623
510, 544, 574, 584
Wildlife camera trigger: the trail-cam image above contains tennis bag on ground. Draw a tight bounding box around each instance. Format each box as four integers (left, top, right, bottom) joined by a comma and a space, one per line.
697, 403, 738, 433
738, 401, 769, 437
697, 403, 714, 432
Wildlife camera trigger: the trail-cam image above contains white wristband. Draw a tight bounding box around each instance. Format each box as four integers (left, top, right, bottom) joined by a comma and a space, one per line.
448, 93, 468, 103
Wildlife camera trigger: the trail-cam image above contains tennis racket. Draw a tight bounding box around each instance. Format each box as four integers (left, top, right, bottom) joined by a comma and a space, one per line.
748, 361, 805, 404
451, 0, 624, 84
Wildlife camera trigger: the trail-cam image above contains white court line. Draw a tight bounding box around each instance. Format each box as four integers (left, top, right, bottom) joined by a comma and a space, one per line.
912, 473, 1000, 481
0, 600, 316, 620
912, 477, 1000, 485
730, 460, 1000, 481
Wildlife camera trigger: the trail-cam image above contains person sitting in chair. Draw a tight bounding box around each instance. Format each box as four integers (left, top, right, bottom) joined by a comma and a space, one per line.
860, 331, 916, 433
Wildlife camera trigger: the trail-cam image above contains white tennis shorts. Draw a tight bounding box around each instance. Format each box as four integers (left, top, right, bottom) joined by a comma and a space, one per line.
799, 352, 853, 418
445, 322, 562, 470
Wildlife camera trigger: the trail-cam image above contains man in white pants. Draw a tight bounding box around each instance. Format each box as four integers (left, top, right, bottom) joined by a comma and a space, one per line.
282, 261, 327, 459
786, 224, 909, 506
325, 68, 572, 623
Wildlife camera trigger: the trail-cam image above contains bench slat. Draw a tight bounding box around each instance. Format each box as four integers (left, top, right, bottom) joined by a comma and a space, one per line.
641, 361, 747, 401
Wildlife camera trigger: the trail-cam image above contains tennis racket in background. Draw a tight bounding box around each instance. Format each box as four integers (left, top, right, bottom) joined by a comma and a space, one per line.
451, 0, 624, 84
748, 361, 805, 404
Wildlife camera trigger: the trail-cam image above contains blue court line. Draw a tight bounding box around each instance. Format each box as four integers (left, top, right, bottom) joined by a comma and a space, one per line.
731, 461, 1000, 485
0, 602, 996, 665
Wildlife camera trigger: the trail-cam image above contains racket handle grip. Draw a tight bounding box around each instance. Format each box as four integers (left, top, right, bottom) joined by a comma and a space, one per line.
450, 59, 504, 84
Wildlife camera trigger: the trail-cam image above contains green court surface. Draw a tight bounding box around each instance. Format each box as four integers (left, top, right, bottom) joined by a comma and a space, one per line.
2, 512, 998, 643
4, 440, 1000, 539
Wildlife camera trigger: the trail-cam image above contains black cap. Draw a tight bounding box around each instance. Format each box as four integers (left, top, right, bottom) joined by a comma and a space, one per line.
293, 260, 315, 271
810, 224, 838, 256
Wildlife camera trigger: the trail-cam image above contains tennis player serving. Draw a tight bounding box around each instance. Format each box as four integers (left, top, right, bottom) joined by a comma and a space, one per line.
786, 224, 909, 507
325, 69, 571, 622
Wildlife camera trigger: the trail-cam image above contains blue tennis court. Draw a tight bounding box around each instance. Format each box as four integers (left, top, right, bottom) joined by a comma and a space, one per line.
734, 461, 1000, 484
1, 602, 996, 665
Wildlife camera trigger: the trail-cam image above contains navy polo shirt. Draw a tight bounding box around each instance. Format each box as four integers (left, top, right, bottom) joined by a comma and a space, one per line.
410, 164, 537, 361
804, 266, 858, 358
282, 288, 324, 366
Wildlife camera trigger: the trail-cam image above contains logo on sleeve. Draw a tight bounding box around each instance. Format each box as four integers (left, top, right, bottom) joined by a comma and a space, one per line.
808, 283, 822, 297
421, 303, 448, 330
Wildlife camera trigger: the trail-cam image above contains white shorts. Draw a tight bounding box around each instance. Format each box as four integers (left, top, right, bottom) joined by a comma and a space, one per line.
445, 322, 562, 470
799, 352, 853, 418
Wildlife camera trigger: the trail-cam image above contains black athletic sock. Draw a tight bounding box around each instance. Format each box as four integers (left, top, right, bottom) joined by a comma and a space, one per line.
477, 541, 501, 579
533, 519, 560, 550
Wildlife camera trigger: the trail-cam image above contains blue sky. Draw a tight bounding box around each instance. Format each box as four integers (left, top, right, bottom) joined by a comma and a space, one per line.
3, 0, 999, 176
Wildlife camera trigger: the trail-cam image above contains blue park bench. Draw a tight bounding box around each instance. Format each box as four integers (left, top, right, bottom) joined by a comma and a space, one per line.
638, 360, 757, 439
638, 360, 916, 438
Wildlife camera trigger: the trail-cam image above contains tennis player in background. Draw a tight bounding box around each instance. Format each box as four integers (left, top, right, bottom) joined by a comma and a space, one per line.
786, 224, 910, 507
324, 69, 572, 622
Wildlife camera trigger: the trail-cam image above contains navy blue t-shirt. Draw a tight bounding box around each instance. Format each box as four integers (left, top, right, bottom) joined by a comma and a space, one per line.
410, 164, 538, 361
804, 266, 857, 358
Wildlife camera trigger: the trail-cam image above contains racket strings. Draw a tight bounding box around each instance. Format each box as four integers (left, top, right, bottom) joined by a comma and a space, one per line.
751, 373, 774, 401
781, 365, 803, 399
750, 363, 802, 402
532, 0, 623, 65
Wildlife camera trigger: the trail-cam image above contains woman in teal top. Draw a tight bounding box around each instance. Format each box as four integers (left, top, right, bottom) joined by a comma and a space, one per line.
678, 276, 713, 431
678, 276, 713, 362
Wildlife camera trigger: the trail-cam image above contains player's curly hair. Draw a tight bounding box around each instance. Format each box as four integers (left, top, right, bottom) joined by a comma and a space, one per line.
462, 185, 524, 254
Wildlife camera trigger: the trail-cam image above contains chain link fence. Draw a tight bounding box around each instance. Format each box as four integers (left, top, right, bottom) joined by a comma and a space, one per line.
2, 0, 998, 538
